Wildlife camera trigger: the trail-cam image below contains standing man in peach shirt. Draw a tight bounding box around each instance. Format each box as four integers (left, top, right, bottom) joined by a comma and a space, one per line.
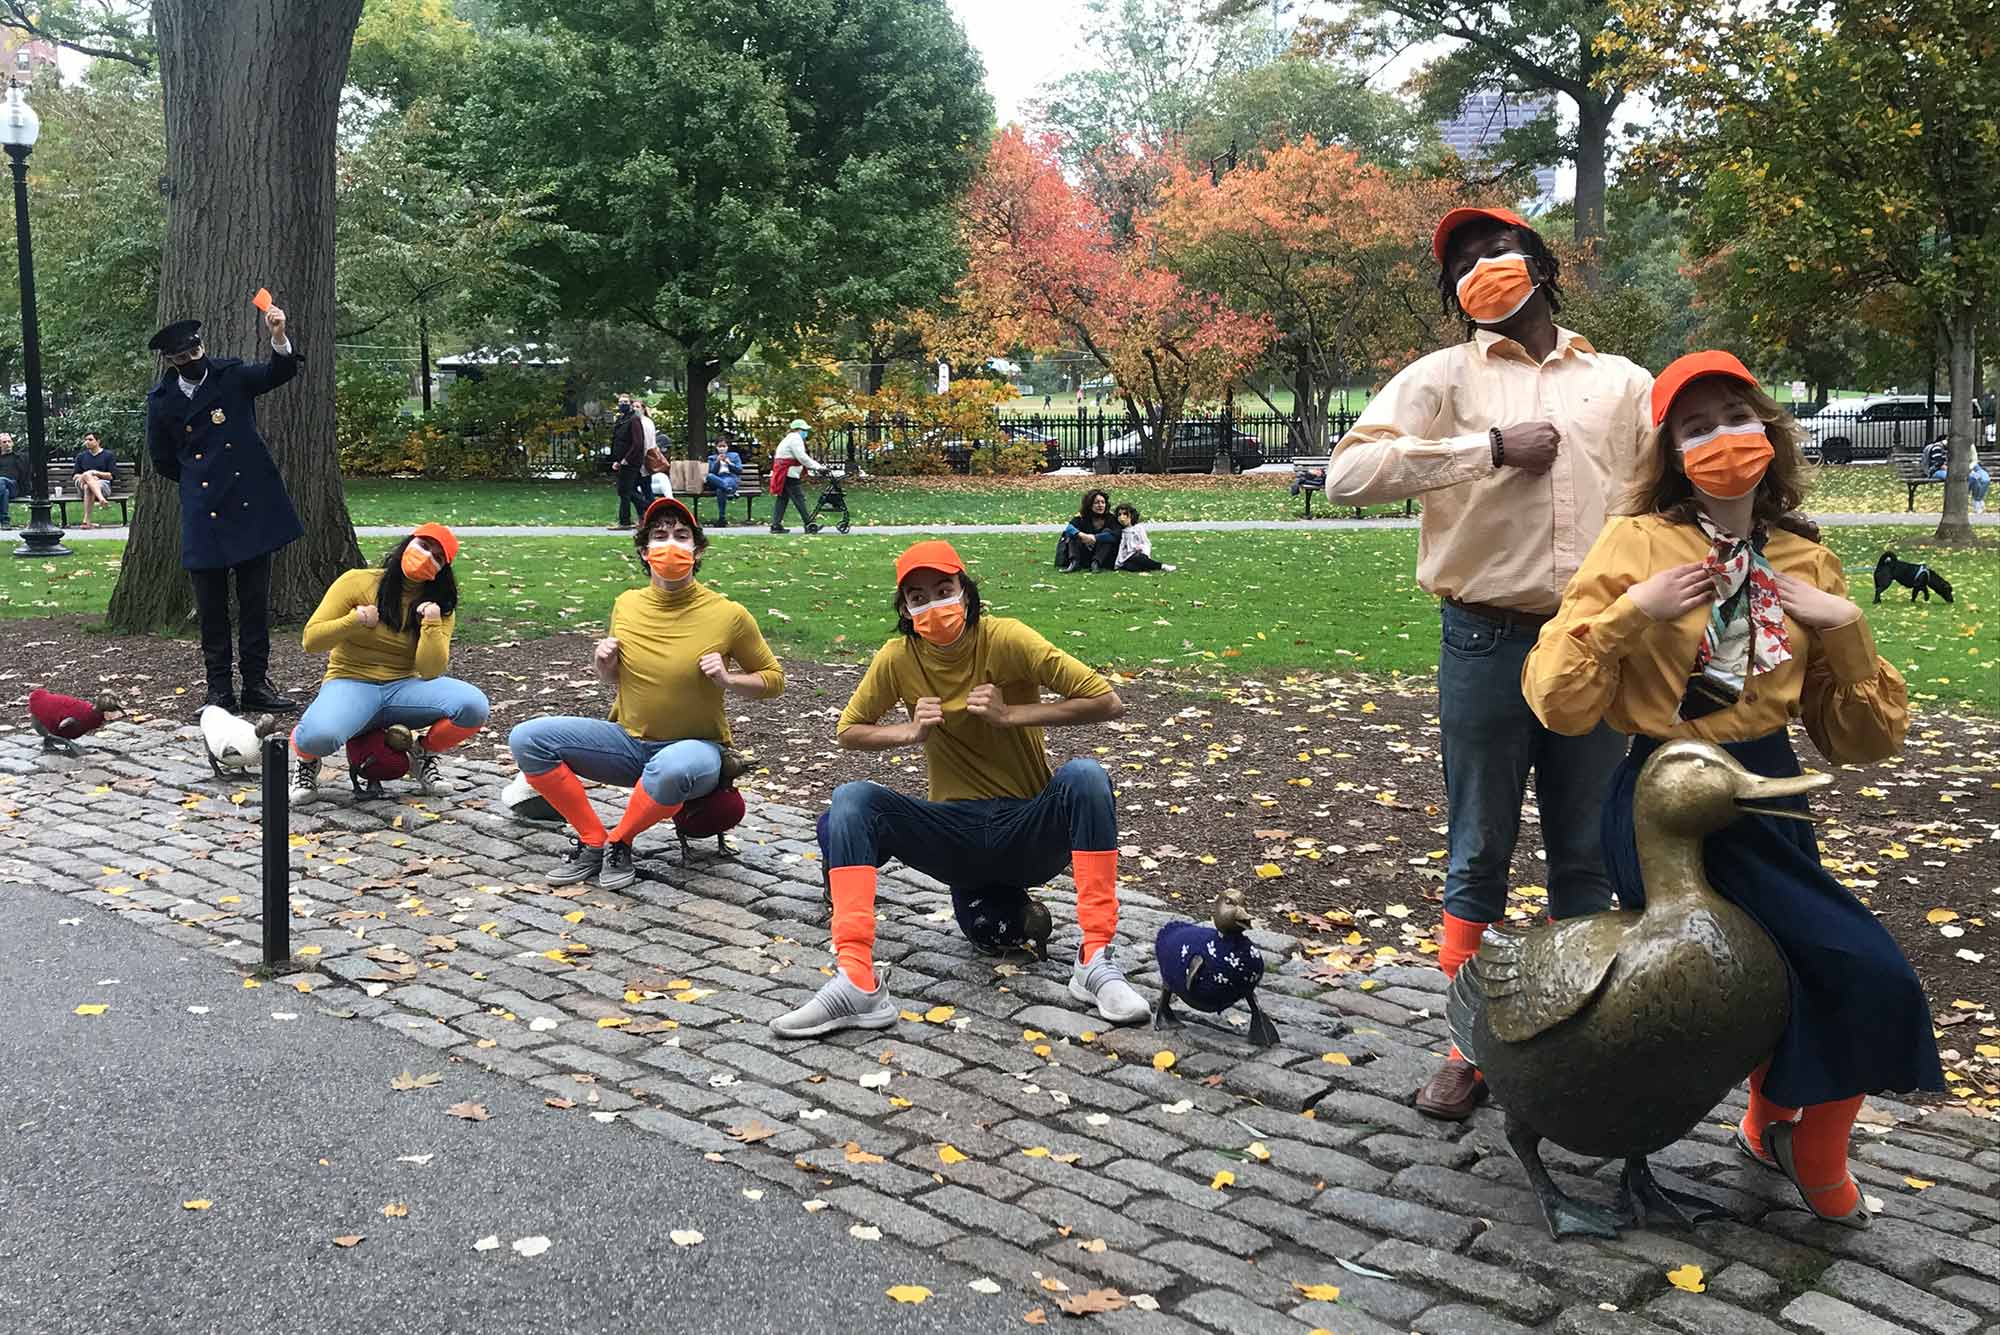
1326, 207, 1654, 1121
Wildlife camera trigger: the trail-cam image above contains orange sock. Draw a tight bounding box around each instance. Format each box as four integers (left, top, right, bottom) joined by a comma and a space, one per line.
828, 865, 880, 991
1439, 912, 1489, 981
607, 782, 681, 846
524, 764, 608, 847
423, 719, 481, 752
1071, 849, 1119, 962
289, 729, 318, 762
1739, 1061, 1797, 1160
1790, 1095, 1864, 1217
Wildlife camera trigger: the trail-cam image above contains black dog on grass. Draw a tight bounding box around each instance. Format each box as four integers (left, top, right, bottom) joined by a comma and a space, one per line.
1874, 551, 1954, 603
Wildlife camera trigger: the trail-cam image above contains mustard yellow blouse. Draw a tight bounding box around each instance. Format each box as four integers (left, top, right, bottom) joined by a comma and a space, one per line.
1522, 515, 1908, 765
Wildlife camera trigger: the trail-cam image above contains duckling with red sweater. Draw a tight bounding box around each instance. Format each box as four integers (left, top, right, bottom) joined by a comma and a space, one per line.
28, 688, 122, 757
1155, 890, 1277, 1047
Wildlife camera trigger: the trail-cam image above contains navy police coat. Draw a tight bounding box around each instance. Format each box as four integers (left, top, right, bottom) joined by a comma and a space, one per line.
145, 351, 305, 571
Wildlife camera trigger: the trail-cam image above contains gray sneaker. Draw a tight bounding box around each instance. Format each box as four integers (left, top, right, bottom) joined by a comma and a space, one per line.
771, 969, 898, 1038
1071, 947, 1152, 1025
547, 838, 604, 886
598, 840, 636, 891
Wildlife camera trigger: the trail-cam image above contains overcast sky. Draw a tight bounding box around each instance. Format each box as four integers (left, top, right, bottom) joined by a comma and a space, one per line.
946, 0, 1088, 128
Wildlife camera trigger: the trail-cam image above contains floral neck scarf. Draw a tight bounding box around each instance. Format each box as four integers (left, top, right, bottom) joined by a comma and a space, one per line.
1678, 515, 1792, 721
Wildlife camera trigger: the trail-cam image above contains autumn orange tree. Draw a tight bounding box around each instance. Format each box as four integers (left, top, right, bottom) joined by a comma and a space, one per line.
1148, 137, 1469, 454
950, 128, 1273, 470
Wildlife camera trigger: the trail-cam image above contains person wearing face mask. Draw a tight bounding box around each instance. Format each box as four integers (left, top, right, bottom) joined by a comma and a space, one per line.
288, 524, 490, 805
1523, 350, 1941, 1230
1325, 207, 1656, 1122
507, 497, 784, 891
771, 540, 1149, 1039
145, 309, 306, 715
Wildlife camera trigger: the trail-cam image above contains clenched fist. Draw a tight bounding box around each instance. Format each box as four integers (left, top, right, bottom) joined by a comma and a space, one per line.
964, 683, 1012, 727
352, 603, 380, 627
909, 696, 944, 742
698, 651, 730, 685
1497, 420, 1561, 475
593, 637, 621, 670
417, 601, 442, 624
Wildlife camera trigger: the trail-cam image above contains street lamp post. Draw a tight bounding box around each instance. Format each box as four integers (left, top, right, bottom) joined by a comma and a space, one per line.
3, 81, 71, 559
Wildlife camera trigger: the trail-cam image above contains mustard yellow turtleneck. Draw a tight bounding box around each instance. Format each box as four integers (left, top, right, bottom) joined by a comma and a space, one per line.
607, 579, 784, 743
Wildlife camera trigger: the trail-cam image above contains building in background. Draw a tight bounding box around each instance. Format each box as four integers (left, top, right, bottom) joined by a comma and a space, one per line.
1438, 90, 1559, 209
1, 29, 59, 79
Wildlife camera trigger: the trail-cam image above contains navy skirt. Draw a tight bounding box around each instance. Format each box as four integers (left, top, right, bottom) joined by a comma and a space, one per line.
1603, 732, 1945, 1108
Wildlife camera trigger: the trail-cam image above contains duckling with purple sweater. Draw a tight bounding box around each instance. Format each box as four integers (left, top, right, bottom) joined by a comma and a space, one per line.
1154, 890, 1278, 1047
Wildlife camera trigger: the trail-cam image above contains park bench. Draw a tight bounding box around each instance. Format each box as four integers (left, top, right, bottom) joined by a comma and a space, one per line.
53, 458, 138, 528
1291, 455, 1414, 520
1891, 444, 1992, 511
668, 457, 766, 525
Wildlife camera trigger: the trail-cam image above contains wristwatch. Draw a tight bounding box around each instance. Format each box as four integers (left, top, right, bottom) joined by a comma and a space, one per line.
1490, 426, 1505, 468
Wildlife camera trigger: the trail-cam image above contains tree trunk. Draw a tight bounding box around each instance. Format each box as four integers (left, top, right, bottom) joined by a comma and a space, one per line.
1573, 96, 1613, 292
684, 352, 710, 461
418, 306, 432, 413
1934, 308, 1980, 546
866, 356, 886, 397
109, 0, 365, 634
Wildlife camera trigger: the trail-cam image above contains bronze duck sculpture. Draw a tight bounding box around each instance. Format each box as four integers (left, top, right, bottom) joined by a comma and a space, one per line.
1446, 740, 1824, 1239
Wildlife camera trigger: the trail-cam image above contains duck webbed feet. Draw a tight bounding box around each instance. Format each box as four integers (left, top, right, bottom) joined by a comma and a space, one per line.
1505, 1113, 1623, 1240
1616, 1155, 1731, 1230
1153, 992, 1184, 1030
1245, 996, 1280, 1049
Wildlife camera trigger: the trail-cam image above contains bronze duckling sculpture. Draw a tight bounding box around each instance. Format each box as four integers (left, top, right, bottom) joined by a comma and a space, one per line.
1446, 740, 1825, 1239
1155, 890, 1278, 1047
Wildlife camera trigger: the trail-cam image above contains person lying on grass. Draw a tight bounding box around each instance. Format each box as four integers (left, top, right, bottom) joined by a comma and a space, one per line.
773, 539, 1150, 1038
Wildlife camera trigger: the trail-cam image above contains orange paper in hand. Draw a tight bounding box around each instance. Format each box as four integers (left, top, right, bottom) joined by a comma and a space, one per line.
252, 288, 273, 312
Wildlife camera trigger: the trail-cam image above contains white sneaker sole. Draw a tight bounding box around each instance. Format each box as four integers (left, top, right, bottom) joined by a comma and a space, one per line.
1070, 976, 1152, 1025
772, 1004, 898, 1039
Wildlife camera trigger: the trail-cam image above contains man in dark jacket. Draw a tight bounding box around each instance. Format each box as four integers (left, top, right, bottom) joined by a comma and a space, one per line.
145, 307, 304, 714
0, 432, 25, 529
607, 394, 646, 529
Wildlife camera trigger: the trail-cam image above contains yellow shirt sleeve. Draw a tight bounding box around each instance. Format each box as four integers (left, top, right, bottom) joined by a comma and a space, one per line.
730, 605, 785, 697
1797, 547, 1909, 765
837, 640, 908, 734
1524, 517, 1662, 736
1326, 353, 1496, 504
413, 615, 453, 680
301, 569, 369, 652
1000, 620, 1111, 699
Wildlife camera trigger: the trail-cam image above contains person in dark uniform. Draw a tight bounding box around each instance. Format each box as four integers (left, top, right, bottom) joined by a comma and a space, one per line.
145, 305, 304, 715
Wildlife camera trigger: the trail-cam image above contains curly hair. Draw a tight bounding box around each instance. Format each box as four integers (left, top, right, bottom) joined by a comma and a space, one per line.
634, 501, 709, 575
1436, 220, 1565, 337
1618, 378, 1820, 542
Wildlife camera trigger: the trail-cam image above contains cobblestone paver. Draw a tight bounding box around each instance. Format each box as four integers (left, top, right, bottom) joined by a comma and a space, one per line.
5, 717, 1998, 1333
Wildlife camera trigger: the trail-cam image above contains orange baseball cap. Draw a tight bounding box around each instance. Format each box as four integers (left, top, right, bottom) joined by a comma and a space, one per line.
642, 496, 700, 533
1432, 206, 1531, 261
895, 539, 965, 585
1651, 350, 1759, 426
412, 522, 459, 564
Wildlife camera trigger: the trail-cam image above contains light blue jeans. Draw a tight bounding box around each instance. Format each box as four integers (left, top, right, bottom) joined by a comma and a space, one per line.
508, 716, 722, 806
1933, 463, 1991, 503
292, 676, 490, 759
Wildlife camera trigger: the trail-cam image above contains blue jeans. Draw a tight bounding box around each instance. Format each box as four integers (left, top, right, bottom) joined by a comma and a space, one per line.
0, 475, 14, 521
817, 758, 1115, 951
293, 676, 490, 759
1437, 603, 1624, 923
508, 716, 722, 806
1933, 463, 1990, 503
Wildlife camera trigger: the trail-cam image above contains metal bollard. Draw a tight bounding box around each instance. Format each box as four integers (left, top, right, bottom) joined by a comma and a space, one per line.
260, 731, 290, 964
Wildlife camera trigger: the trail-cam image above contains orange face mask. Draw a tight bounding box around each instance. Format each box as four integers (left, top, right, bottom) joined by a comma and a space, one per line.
1455, 254, 1537, 324
646, 540, 696, 581
401, 545, 440, 582
911, 593, 966, 646
1680, 422, 1774, 500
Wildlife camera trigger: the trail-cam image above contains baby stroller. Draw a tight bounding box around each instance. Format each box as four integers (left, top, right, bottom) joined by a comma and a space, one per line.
803, 469, 852, 534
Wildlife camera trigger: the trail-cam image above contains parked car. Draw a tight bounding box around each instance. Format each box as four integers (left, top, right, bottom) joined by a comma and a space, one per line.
1800, 395, 1952, 464
1100, 422, 1265, 473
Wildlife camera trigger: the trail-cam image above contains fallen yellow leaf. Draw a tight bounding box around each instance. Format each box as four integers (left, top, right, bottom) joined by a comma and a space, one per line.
1153, 1051, 1177, 1071
1928, 908, 1961, 925
1210, 1170, 1235, 1190
1245, 1142, 1271, 1163
563, 910, 585, 924
1321, 1052, 1351, 1066
1293, 1282, 1341, 1301
1253, 863, 1284, 879
885, 1285, 932, 1305
938, 1144, 970, 1165
1905, 1176, 1936, 1190
1022, 1146, 1052, 1159
182, 1200, 212, 1211
73, 1003, 107, 1016
597, 1016, 631, 1029
923, 1005, 955, 1023
242, 979, 261, 989
1666, 1264, 1705, 1293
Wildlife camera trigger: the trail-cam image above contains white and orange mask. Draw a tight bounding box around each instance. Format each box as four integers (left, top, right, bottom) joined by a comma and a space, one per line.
401, 544, 441, 582
646, 540, 696, 581
1680, 422, 1774, 500
1455, 253, 1538, 325
910, 593, 966, 646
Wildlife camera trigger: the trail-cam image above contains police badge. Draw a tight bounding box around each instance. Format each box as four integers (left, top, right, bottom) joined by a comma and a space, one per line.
210, 408, 226, 425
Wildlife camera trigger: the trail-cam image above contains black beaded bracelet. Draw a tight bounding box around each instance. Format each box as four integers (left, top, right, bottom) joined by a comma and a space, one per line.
1490, 426, 1505, 468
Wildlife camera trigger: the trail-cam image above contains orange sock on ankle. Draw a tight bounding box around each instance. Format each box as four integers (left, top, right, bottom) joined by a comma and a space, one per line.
524, 764, 608, 847
424, 719, 481, 753
1072, 850, 1119, 962
289, 729, 319, 762
1739, 1061, 1797, 1160
1439, 912, 1490, 982
1790, 1095, 1865, 1217
828, 865, 880, 991
607, 782, 681, 846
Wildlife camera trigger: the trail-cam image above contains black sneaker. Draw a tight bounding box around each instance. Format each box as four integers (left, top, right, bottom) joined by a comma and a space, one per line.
411, 751, 445, 795
288, 756, 321, 807
598, 840, 637, 891
769, 526, 790, 534
547, 838, 605, 886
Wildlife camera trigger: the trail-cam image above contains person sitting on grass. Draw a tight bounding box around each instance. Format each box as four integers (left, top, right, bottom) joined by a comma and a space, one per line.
290, 523, 490, 805
772, 539, 1150, 1038
1112, 503, 1173, 572
507, 496, 783, 891
1060, 488, 1121, 572
72, 432, 118, 528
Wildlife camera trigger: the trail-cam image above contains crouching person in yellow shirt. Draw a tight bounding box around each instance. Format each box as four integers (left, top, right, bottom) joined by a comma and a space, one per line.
772, 540, 1149, 1039
1523, 350, 1943, 1232
290, 523, 489, 805
507, 498, 783, 891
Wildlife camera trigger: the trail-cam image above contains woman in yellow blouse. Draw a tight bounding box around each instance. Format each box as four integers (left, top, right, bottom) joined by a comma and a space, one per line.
290, 523, 490, 805
506, 497, 784, 891
1524, 350, 1943, 1230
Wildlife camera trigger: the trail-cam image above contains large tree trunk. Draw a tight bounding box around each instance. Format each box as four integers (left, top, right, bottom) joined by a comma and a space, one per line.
108, 0, 364, 634
1573, 96, 1613, 292
1935, 308, 1980, 546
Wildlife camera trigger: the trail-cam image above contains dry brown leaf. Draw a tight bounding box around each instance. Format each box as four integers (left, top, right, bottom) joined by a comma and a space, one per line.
380, 1203, 409, 1219
544, 1097, 576, 1110
389, 1070, 442, 1092
1023, 1310, 1047, 1326
423, 934, 458, 952
843, 1141, 885, 1165
364, 946, 413, 964
446, 1101, 491, 1122
332, 1235, 365, 1248
1056, 1288, 1129, 1316
726, 1122, 780, 1144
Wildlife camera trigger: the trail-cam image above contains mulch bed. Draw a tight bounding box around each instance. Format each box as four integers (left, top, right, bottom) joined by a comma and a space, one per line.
7, 615, 1995, 1110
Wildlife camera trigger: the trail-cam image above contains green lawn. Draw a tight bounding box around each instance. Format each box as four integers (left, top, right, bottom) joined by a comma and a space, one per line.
338, 463, 1940, 530
6, 525, 1992, 713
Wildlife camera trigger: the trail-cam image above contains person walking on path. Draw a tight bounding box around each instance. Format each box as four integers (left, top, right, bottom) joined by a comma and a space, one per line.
288, 523, 490, 806
145, 305, 306, 716
71, 432, 118, 529
507, 497, 783, 891
706, 436, 743, 526
1523, 350, 1942, 1228
772, 539, 1150, 1038
607, 394, 647, 529
768, 419, 821, 533
1325, 205, 1655, 1121
0, 432, 25, 529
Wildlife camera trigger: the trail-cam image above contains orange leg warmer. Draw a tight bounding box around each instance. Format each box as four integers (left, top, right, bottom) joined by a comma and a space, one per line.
828, 865, 879, 991
524, 764, 608, 847
423, 719, 482, 753
1071, 849, 1119, 962
607, 782, 682, 847
290, 728, 317, 762
1440, 913, 1491, 1066
1738, 1061, 1798, 1160
1790, 1095, 1865, 1218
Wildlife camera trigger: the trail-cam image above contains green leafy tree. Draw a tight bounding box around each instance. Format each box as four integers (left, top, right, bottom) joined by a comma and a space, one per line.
1188, 51, 1441, 170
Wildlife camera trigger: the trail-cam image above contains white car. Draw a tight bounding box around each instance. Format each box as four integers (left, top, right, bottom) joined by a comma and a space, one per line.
1800, 395, 1951, 464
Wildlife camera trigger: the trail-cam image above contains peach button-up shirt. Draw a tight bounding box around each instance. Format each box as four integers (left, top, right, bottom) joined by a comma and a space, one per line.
1326, 328, 1655, 614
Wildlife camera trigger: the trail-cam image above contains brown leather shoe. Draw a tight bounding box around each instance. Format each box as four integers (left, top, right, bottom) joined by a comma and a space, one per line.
1416, 1055, 1487, 1121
